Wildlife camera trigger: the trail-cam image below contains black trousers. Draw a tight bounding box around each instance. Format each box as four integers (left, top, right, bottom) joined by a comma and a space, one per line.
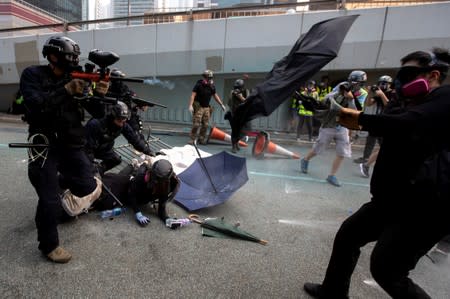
29, 146, 96, 254
95, 149, 122, 174
296, 115, 313, 139
363, 134, 382, 159
321, 200, 450, 298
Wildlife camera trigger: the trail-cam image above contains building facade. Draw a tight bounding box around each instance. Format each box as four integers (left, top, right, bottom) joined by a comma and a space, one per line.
22, 0, 84, 22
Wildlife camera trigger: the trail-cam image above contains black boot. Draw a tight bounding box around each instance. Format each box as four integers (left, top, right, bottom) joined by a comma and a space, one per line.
303, 282, 349, 299
303, 283, 322, 298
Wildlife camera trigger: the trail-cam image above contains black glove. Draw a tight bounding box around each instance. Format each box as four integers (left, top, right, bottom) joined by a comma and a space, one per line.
143, 148, 155, 157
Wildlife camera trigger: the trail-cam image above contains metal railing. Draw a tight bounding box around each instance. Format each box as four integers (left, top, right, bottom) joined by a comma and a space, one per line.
1, 0, 448, 34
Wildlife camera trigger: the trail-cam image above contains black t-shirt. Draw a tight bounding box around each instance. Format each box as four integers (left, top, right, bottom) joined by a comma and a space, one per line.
192, 79, 216, 107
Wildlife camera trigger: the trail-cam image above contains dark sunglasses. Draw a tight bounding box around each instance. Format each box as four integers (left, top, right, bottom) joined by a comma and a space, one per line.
395, 66, 431, 84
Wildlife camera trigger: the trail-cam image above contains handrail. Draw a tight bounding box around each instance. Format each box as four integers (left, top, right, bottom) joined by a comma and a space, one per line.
0, 0, 448, 34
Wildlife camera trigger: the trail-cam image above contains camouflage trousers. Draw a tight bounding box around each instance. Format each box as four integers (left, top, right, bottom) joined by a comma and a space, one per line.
190, 106, 211, 143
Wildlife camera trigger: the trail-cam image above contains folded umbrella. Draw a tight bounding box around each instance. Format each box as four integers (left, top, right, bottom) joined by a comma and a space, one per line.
189, 214, 268, 245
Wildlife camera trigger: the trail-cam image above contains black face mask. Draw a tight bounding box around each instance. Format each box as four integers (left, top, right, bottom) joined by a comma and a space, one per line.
55, 53, 80, 72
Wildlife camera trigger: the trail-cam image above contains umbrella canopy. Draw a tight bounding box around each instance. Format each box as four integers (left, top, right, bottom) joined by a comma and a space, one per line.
174, 151, 248, 211
189, 215, 268, 245
231, 15, 359, 142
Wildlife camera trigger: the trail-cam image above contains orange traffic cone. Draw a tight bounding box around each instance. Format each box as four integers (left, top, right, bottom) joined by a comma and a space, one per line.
207, 127, 248, 147
252, 131, 270, 159
252, 131, 300, 159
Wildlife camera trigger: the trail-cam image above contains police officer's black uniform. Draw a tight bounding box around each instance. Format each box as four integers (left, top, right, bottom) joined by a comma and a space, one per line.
108, 71, 147, 141
20, 36, 105, 256
85, 102, 153, 174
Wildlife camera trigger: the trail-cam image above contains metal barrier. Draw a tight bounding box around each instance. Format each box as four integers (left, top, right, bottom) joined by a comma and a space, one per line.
113, 133, 172, 171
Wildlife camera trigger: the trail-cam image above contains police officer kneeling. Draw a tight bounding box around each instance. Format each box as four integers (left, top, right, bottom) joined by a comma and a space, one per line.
85, 101, 155, 175
20, 36, 108, 263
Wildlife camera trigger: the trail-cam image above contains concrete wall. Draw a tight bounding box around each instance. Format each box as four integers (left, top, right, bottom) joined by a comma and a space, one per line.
1, 2, 450, 130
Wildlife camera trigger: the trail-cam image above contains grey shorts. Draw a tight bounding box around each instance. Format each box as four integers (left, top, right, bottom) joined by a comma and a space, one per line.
312, 127, 352, 157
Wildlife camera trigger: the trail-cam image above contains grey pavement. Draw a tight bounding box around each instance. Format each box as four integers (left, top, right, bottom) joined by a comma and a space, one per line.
1, 116, 449, 299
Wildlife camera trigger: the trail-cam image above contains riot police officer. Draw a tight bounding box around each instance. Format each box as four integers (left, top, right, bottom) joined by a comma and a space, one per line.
20, 36, 108, 263
108, 69, 149, 140
85, 101, 154, 175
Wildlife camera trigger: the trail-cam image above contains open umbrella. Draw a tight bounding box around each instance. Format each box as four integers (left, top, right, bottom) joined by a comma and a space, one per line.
189, 215, 268, 245
230, 15, 359, 143
174, 150, 248, 211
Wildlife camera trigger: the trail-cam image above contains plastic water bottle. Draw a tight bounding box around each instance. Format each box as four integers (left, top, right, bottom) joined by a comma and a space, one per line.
165, 218, 191, 229
100, 207, 125, 219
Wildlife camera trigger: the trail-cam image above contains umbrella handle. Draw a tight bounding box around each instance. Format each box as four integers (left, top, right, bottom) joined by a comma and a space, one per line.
188, 214, 203, 224
258, 239, 268, 245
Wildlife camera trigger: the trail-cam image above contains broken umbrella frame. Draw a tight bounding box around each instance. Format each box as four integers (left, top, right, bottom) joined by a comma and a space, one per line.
173, 140, 249, 211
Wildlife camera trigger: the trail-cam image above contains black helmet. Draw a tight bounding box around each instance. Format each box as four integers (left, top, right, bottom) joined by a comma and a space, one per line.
146, 159, 174, 195
42, 36, 80, 69
233, 79, 244, 89
151, 159, 174, 182
378, 75, 393, 84
348, 70, 367, 84
110, 101, 129, 120
202, 69, 213, 79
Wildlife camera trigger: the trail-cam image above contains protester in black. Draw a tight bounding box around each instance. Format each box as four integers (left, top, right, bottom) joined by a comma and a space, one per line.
304, 48, 450, 298
94, 159, 180, 226
226, 79, 250, 152
85, 101, 154, 175
20, 36, 108, 263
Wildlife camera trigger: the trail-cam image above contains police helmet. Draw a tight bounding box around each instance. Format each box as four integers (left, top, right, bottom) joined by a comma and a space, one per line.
233, 79, 244, 89
110, 101, 129, 120
348, 70, 367, 84
378, 75, 393, 84
42, 36, 80, 68
202, 70, 214, 79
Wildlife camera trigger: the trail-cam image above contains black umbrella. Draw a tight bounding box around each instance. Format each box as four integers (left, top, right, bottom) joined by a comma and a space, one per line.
231, 15, 359, 142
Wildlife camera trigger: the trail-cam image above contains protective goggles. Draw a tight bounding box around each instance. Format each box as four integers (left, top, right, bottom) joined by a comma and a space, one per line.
395, 66, 431, 84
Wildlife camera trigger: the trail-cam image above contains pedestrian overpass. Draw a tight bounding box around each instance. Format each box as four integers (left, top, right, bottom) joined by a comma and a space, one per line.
1, 2, 449, 131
